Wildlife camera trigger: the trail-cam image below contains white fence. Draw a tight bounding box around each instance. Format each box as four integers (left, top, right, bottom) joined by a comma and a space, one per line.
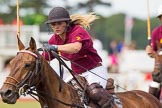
0, 25, 40, 71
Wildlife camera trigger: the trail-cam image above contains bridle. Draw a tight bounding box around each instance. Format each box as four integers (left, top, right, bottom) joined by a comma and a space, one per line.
4, 76, 19, 88
4, 50, 41, 96
3, 49, 84, 108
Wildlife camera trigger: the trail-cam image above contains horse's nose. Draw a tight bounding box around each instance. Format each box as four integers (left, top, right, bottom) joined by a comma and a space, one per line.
1, 89, 13, 98
4, 89, 12, 98
0, 89, 13, 103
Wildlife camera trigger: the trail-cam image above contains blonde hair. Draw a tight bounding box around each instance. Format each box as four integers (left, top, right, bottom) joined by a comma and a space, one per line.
70, 13, 98, 29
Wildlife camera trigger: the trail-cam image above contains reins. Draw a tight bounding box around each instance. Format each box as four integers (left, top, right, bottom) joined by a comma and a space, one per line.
39, 48, 127, 91
62, 56, 127, 91
38, 48, 85, 90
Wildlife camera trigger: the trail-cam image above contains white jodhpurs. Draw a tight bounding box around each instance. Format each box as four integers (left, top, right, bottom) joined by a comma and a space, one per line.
65, 65, 108, 88
80, 65, 108, 88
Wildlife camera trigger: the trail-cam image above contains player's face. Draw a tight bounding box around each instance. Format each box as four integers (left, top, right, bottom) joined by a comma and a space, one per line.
51, 21, 67, 35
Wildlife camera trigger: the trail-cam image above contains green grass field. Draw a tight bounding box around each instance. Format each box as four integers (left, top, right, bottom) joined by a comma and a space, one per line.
0, 100, 40, 108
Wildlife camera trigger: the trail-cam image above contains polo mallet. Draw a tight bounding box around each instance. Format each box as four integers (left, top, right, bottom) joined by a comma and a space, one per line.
16, 0, 20, 38
146, 0, 151, 45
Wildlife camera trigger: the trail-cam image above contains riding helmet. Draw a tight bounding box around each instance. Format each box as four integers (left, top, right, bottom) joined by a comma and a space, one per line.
46, 7, 71, 24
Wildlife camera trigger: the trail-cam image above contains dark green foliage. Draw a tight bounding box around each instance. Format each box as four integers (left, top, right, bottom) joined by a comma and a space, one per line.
92, 14, 160, 50
0, 0, 49, 24
23, 14, 47, 25
92, 14, 125, 50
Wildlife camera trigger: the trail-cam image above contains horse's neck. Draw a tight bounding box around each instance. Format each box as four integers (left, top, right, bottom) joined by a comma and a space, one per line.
36, 60, 72, 108
39, 62, 59, 90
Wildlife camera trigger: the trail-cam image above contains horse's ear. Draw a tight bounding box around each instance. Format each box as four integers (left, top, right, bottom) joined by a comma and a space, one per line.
17, 35, 25, 50
29, 37, 37, 51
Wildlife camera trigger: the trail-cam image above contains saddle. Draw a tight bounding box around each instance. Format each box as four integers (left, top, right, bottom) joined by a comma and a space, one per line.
67, 75, 89, 105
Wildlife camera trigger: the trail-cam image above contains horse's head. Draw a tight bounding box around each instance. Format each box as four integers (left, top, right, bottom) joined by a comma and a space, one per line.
0, 36, 40, 104
152, 41, 162, 83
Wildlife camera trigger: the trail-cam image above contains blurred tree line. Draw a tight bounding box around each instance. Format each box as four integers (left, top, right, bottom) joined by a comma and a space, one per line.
0, 0, 160, 50
93, 14, 160, 50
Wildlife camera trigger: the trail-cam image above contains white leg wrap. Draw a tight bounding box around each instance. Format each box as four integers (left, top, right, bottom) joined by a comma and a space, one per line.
150, 81, 160, 88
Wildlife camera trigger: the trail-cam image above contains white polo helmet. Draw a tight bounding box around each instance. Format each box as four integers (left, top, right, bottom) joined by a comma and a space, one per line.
157, 5, 162, 17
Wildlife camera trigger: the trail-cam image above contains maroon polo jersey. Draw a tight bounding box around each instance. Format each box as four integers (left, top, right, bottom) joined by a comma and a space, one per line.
151, 25, 162, 51
43, 25, 102, 74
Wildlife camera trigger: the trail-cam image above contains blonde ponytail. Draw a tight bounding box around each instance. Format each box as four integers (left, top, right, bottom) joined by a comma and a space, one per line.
70, 13, 98, 29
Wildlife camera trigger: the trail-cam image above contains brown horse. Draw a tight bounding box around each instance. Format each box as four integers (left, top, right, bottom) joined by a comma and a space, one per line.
0, 37, 84, 108
0, 37, 162, 108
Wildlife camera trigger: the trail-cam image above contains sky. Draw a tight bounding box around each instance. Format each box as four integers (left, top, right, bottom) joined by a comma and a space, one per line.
50, 0, 162, 20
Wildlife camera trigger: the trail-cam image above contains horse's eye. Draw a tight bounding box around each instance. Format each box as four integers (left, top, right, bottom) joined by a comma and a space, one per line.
25, 63, 31, 68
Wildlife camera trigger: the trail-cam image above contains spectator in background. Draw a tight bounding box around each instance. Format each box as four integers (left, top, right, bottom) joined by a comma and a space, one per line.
108, 40, 118, 55
0, 58, 12, 88
128, 41, 136, 50
117, 40, 124, 53
108, 40, 119, 73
